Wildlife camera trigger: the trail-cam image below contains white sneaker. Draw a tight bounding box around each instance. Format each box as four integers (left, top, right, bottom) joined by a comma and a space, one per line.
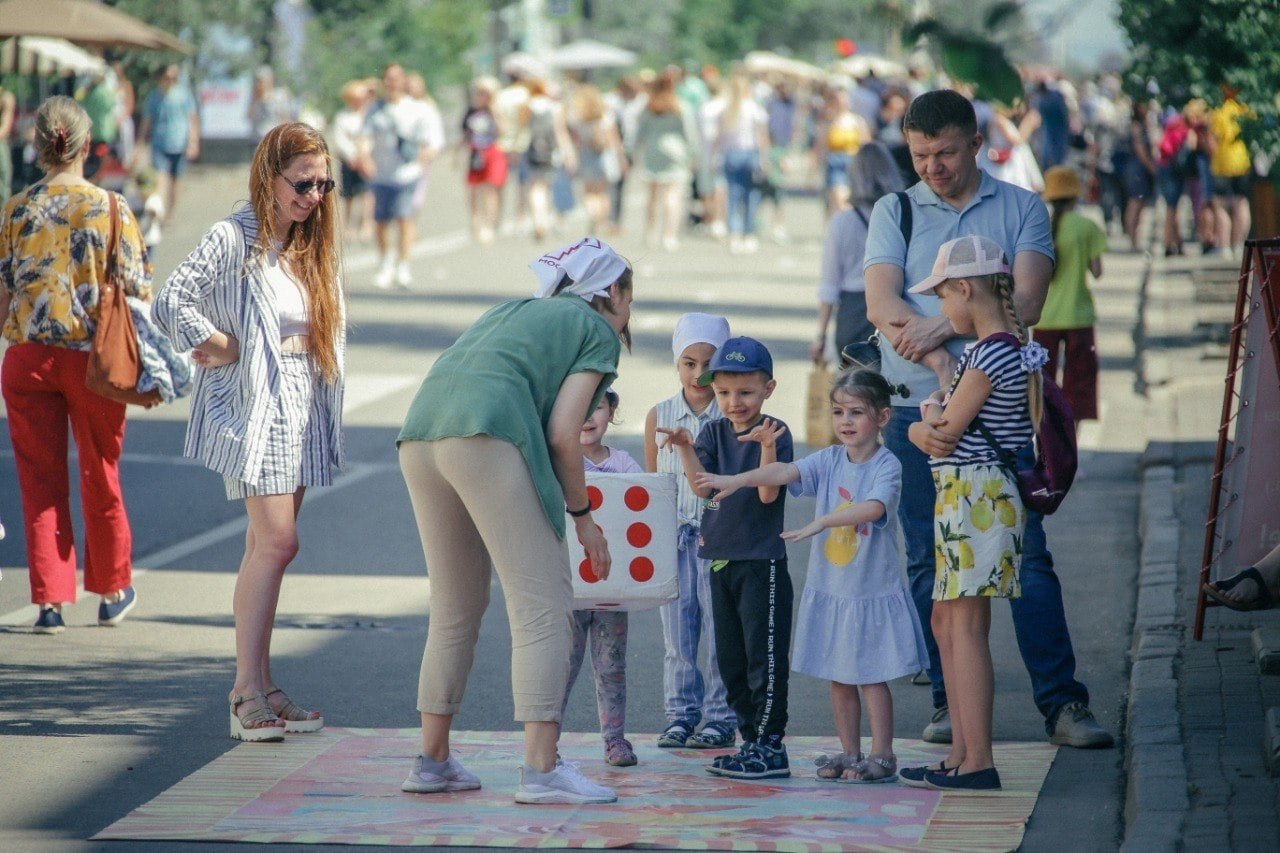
515, 759, 617, 804
742, 236, 759, 254
401, 754, 482, 793
374, 259, 394, 290
394, 262, 412, 290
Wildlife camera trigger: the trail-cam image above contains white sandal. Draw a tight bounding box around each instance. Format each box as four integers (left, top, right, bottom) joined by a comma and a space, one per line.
229, 691, 285, 742
840, 754, 898, 784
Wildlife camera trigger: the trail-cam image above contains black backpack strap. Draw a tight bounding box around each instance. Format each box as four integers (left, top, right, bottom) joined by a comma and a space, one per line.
958, 333, 1024, 474
969, 415, 1021, 475
895, 190, 912, 252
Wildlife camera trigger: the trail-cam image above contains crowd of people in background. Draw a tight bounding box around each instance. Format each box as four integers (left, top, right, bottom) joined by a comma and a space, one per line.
308, 60, 1262, 278
0, 55, 1261, 273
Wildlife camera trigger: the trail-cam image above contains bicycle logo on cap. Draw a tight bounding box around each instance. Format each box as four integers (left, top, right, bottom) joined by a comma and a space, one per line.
725, 351, 746, 362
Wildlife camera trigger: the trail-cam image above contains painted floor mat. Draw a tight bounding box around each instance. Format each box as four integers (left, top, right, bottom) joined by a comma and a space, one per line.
94, 729, 1057, 851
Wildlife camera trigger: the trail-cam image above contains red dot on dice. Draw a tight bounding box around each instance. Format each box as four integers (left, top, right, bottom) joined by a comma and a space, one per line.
624, 486, 649, 511
626, 522, 652, 548
587, 486, 604, 510
629, 556, 654, 582
579, 559, 599, 583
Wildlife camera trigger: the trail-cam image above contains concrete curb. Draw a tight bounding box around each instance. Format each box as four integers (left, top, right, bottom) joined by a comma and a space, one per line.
1120, 462, 1188, 852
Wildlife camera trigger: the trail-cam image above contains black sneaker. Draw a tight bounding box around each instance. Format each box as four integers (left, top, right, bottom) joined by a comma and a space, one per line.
34, 607, 66, 635
707, 741, 790, 779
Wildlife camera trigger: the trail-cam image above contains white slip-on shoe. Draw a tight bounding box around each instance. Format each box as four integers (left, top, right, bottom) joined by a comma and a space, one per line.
515, 759, 616, 804
401, 754, 482, 793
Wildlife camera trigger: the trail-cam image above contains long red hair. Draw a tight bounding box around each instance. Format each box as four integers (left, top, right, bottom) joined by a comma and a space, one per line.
248, 122, 343, 383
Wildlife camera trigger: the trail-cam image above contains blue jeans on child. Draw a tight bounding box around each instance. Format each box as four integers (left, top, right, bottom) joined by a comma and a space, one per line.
658, 525, 734, 727
722, 149, 761, 237
883, 406, 1090, 732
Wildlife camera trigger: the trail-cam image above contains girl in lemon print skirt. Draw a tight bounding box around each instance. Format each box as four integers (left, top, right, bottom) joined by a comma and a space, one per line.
907, 235, 1048, 793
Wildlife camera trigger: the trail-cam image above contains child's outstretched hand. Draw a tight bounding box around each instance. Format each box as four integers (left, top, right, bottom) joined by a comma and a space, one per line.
781, 519, 825, 543
655, 426, 694, 450
694, 471, 742, 501
738, 418, 787, 449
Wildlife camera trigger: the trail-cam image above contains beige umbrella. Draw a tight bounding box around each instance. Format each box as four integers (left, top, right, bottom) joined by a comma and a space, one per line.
0, 0, 191, 53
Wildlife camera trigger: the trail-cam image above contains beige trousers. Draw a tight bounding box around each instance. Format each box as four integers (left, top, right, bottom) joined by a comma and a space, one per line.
400, 436, 573, 722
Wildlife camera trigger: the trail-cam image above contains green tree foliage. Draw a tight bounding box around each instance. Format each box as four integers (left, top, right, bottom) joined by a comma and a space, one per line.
114, 0, 273, 81
902, 2, 1027, 106
1118, 0, 1280, 158
665, 0, 887, 67
305, 0, 485, 114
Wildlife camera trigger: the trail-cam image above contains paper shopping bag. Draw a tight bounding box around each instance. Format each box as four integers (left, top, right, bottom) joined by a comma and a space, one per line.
806, 364, 837, 447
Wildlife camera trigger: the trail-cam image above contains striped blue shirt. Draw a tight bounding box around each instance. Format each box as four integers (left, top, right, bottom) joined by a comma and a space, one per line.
932, 336, 1033, 467
653, 392, 721, 527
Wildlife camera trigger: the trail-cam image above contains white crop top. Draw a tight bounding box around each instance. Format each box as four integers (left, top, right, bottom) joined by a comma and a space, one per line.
263, 250, 309, 338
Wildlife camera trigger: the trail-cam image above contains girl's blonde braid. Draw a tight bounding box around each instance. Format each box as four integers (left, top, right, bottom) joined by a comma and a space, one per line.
993, 272, 1044, 427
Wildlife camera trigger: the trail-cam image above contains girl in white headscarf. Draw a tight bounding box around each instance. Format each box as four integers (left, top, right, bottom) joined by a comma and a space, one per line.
396, 237, 632, 805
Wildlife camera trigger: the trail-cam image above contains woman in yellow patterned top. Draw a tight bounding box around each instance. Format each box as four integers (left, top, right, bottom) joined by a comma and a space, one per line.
0, 96, 151, 635
819, 88, 869, 218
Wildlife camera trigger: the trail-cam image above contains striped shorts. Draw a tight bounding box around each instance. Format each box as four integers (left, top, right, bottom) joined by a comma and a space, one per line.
224, 354, 332, 500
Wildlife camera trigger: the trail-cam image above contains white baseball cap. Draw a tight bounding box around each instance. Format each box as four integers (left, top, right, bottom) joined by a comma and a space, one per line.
909, 235, 1010, 294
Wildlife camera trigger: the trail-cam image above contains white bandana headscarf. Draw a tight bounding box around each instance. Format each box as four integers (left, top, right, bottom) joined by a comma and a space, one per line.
529, 237, 628, 301
672, 312, 731, 362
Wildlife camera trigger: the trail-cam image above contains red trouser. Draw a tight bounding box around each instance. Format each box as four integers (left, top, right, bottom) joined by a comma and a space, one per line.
2, 342, 133, 603
1031, 327, 1099, 421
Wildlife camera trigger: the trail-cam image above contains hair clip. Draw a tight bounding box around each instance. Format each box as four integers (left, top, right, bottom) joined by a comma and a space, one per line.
1019, 341, 1049, 373
51, 127, 68, 155
892, 382, 911, 399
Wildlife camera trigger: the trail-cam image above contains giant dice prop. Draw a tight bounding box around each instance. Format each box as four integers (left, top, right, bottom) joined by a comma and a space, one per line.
568, 472, 679, 611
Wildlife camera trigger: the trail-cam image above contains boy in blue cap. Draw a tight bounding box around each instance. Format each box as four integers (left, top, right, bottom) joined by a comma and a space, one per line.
656, 336, 795, 778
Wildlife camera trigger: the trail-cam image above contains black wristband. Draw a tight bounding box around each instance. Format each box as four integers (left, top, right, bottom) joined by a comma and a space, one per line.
567, 503, 592, 517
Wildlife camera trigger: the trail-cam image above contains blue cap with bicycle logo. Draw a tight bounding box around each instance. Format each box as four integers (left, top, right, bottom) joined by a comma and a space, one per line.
696, 336, 774, 386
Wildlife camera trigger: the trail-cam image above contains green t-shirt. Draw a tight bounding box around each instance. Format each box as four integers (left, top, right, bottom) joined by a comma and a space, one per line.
397, 295, 621, 539
82, 81, 117, 144
1037, 212, 1107, 330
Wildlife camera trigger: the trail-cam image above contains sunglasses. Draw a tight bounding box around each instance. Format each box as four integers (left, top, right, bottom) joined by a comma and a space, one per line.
282, 177, 336, 196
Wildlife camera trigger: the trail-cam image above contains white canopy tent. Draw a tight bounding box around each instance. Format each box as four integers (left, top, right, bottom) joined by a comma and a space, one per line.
1, 36, 107, 76
546, 39, 637, 71
743, 51, 828, 83
836, 55, 908, 80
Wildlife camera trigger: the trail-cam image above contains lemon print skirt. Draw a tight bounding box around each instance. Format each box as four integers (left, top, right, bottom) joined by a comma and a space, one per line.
931, 463, 1025, 600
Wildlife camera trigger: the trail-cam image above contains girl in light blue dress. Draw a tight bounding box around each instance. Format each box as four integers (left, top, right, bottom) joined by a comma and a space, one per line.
696, 369, 927, 783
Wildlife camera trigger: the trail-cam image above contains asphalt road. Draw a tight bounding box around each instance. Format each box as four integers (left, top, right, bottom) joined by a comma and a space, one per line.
0, 162, 1143, 851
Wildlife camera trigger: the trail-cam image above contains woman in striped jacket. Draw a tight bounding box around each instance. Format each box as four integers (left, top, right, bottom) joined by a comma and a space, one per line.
153, 122, 346, 743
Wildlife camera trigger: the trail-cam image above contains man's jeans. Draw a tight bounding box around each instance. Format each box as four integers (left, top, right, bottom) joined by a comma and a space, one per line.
884, 407, 1089, 731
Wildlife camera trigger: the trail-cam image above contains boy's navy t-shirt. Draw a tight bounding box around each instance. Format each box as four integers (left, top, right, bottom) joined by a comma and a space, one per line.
694, 417, 793, 561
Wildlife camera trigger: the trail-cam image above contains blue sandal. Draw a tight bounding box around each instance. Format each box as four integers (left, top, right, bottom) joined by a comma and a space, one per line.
686, 722, 736, 749
657, 717, 697, 748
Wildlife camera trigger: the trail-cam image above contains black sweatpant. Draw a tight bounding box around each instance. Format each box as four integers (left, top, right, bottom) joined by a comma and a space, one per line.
710, 558, 792, 743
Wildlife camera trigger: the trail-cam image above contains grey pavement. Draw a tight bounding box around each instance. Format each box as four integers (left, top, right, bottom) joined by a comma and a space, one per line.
0, 161, 1208, 851
1123, 243, 1280, 852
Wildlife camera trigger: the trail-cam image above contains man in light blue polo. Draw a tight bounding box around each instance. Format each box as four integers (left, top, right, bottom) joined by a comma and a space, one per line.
864, 89, 1112, 750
